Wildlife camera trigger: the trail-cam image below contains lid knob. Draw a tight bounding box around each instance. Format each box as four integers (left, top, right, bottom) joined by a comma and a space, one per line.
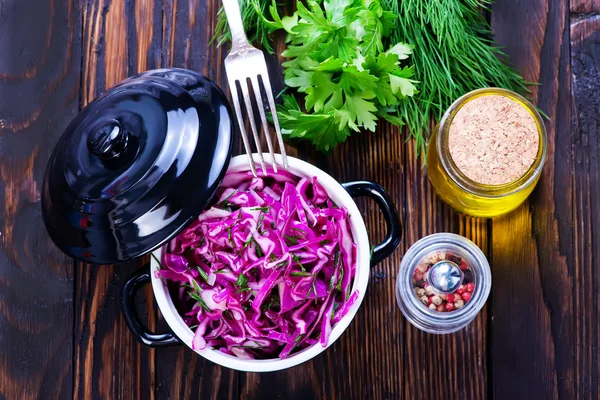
87, 120, 129, 160
428, 261, 464, 294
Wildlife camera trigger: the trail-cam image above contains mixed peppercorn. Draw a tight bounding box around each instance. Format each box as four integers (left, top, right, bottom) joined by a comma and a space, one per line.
412, 251, 475, 312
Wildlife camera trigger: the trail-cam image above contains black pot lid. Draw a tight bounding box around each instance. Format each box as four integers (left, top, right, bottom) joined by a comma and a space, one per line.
42, 68, 234, 264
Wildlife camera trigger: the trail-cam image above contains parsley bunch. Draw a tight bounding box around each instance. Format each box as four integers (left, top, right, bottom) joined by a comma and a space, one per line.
262, 0, 417, 151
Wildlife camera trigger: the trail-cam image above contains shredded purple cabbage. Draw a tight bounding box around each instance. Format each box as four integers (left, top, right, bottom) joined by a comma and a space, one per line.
156, 169, 358, 359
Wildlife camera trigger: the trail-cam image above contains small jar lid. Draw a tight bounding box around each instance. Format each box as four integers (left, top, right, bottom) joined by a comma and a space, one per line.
42, 68, 234, 264
396, 233, 491, 333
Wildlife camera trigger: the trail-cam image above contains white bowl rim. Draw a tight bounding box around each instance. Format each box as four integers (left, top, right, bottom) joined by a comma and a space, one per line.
150, 154, 370, 372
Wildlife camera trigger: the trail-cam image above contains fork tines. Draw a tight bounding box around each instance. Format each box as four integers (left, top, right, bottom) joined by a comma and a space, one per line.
227, 67, 288, 177
222, 0, 288, 177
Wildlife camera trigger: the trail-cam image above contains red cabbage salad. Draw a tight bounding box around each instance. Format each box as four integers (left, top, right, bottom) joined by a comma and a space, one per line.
155, 169, 359, 360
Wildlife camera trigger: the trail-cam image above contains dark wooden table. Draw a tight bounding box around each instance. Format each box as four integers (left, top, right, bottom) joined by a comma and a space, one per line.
1, 0, 599, 399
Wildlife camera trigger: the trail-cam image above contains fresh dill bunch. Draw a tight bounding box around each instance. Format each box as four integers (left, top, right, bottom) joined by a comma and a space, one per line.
213, 0, 281, 53
380, 0, 532, 155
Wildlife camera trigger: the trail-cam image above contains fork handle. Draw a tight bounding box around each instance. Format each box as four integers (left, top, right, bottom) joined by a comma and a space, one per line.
222, 0, 250, 49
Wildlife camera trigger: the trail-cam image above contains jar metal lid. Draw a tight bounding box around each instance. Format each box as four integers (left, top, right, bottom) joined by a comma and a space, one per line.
42, 68, 234, 264
428, 261, 464, 293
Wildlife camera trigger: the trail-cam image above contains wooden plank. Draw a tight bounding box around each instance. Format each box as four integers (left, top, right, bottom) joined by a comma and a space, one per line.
74, 262, 156, 400
571, 0, 600, 13
151, 1, 240, 398
401, 139, 489, 400
570, 14, 600, 399
490, 0, 576, 398
74, 1, 162, 399
0, 0, 80, 399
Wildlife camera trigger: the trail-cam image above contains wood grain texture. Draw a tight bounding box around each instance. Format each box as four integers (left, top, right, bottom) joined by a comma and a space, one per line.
402, 139, 489, 400
74, 1, 161, 399
75, 1, 240, 399
1, 0, 599, 398
571, 0, 600, 13
74, 262, 155, 400
0, 0, 80, 399
570, 14, 600, 399
491, 0, 581, 398
153, 1, 241, 397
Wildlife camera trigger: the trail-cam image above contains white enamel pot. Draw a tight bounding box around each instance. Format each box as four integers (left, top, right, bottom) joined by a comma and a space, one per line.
121, 154, 401, 372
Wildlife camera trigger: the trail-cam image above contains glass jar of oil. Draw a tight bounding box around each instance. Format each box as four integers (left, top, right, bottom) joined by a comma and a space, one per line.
427, 88, 547, 218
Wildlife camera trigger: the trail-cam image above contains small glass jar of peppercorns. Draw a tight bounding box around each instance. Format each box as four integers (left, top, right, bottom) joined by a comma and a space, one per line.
396, 233, 491, 334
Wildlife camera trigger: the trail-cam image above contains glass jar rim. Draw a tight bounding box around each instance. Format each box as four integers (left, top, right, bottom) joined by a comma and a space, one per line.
396, 233, 491, 333
436, 88, 548, 198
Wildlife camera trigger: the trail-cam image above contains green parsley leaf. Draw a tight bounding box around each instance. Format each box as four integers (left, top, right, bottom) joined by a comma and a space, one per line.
379, 112, 404, 126
290, 271, 313, 277
236, 273, 249, 289
237, 287, 257, 295
305, 71, 338, 112
188, 280, 211, 312
196, 266, 209, 282
242, 235, 255, 251
291, 254, 306, 272
389, 73, 417, 97
257, 212, 267, 232
227, 227, 234, 247
345, 95, 378, 132
255, 244, 265, 258
191, 279, 203, 294
218, 189, 238, 208
188, 290, 202, 302
284, 235, 299, 245
336, 267, 345, 292
277, 95, 351, 152
386, 42, 413, 60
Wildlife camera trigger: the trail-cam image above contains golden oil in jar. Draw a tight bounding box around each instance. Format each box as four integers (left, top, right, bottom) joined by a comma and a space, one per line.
426, 88, 547, 218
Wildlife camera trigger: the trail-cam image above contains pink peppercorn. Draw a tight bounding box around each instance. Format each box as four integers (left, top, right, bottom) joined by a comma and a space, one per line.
414, 271, 424, 281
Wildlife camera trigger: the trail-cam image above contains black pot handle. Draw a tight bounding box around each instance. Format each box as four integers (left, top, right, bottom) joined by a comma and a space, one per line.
121, 265, 182, 347
341, 181, 402, 266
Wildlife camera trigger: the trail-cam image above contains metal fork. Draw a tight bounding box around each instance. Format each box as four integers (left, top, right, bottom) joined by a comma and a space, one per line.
222, 0, 288, 176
